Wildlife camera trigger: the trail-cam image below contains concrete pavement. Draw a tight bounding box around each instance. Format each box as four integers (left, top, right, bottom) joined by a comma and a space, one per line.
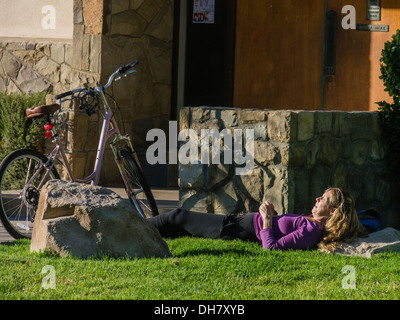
0, 187, 179, 243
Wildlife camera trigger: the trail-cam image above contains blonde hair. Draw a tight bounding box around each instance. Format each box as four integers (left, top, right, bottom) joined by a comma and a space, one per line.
318, 188, 369, 252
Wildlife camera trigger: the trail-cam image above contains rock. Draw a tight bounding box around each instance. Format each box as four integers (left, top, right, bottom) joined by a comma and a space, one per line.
331, 162, 348, 190
212, 181, 240, 214
263, 166, 294, 215
315, 111, 332, 134
30, 180, 172, 259
320, 136, 340, 167
0, 76, 6, 91
331, 227, 400, 258
236, 166, 263, 201
191, 106, 210, 123
267, 111, 297, 143
207, 162, 232, 190
351, 141, 369, 167
179, 190, 213, 213
254, 141, 279, 167
34, 56, 60, 83
179, 163, 205, 190
16, 65, 51, 93
238, 109, 268, 123
111, 10, 147, 37
0, 51, 21, 78
297, 112, 314, 141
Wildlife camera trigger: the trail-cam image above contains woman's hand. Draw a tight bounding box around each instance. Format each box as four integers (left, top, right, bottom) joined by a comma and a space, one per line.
259, 201, 274, 229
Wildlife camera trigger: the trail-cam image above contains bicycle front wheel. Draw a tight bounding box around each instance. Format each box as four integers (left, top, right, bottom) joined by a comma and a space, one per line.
0, 149, 60, 239
118, 149, 159, 218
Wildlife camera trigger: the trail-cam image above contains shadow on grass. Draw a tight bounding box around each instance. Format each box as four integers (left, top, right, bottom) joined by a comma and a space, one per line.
0, 241, 16, 246
0, 239, 28, 247
174, 248, 259, 257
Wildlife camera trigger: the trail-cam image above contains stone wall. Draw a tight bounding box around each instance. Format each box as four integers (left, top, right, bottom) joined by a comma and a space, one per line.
0, 0, 101, 178
178, 106, 398, 228
0, 41, 69, 94
0, 0, 100, 95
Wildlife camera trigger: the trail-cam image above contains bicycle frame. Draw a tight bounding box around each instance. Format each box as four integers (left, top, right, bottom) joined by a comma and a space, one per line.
0, 59, 160, 240
30, 68, 137, 193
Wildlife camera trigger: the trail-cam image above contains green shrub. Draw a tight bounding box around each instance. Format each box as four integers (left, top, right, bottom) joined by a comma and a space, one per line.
0, 92, 47, 161
377, 29, 400, 176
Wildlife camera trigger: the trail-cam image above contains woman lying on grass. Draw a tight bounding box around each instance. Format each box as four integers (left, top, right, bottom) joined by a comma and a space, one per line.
148, 188, 368, 252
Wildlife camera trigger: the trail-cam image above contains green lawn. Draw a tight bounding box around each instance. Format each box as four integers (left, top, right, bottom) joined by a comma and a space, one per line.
1, 237, 400, 300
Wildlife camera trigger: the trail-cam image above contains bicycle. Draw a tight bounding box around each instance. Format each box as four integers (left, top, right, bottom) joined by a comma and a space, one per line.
0, 60, 159, 239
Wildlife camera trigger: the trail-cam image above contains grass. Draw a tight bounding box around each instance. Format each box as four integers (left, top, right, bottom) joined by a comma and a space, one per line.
0, 237, 400, 300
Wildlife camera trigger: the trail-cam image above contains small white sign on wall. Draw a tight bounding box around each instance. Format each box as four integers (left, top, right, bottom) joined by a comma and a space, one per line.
193, 0, 215, 24
0, 0, 73, 40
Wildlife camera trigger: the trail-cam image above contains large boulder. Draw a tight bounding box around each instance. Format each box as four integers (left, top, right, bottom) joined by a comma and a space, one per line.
30, 180, 172, 259
331, 227, 400, 258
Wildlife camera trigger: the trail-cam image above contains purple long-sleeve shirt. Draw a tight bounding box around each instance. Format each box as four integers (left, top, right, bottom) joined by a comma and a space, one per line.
253, 213, 324, 250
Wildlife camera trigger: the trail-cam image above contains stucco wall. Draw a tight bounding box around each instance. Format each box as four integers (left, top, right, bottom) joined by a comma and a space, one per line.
0, 0, 73, 40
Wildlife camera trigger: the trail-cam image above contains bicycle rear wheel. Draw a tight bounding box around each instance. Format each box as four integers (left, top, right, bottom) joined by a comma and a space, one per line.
118, 149, 159, 218
0, 149, 60, 239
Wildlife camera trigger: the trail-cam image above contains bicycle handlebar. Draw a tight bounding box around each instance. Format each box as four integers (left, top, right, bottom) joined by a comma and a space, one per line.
55, 60, 139, 100
118, 60, 138, 75
55, 88, 89, 100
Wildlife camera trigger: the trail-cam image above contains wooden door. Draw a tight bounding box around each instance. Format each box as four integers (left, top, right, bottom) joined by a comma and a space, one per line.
233, 0, 326, 110
324, 0, 400, 111
233, 0, 400, 111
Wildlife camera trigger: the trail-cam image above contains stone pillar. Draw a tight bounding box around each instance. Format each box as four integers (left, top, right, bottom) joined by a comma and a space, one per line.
99, 0, 175, 186
65, 0, 103, 181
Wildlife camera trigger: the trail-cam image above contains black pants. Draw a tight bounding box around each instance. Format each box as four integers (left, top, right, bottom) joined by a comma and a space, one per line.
148, 208, 258, 243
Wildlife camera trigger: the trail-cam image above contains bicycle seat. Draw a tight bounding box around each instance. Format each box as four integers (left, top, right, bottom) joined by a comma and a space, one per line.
26, 104, 60, 119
